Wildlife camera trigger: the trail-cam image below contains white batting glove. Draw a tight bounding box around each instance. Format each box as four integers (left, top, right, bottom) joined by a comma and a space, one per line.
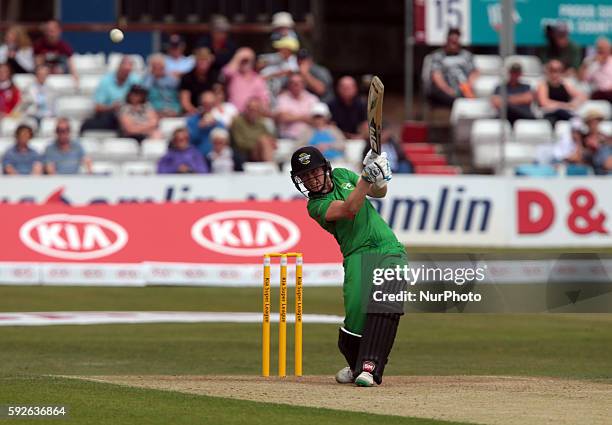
361, 162, 385, 185
374, 152, 392, 185
362, 149, 379, 166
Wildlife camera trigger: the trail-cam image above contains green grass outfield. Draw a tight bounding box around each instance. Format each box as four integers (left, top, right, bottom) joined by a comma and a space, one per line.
1, 286, 611, 425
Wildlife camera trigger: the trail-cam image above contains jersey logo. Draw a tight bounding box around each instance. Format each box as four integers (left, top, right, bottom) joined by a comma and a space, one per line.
298, 153, 311, 164
341, 182, 354, 190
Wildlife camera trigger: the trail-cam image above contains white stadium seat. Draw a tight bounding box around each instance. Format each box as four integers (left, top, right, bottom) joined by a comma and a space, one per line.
243, 162, 279, 175
600, 121, 612, 136
344, 139, 366, 166
504, 55, 543, 76
79, 74, 103, 95
107, 53, 145, 73
45, 75, 78, 95
91, 161, 121, 175
72, 53, 106, 75
0, 117, 20, 137
141, 138, 168, 160
470, 119, 512, 146
514, 119, 553, 145
55, 96, 95, 120
274, 139, 297, 163
29, 138, 52, 154
81, 130, 118, 140
101, 138, 140, 159
473, 142, 537, 169
473, 75, 501, 97
159, 117, 187, 138
554, 120, 571, 141
122, 161, 156, 175
450, 98, 497, 125
577, 101, 612, 120
0, 137, 13, 154
474, 55, 503, 76
79, 138, 103, 157
12, 74, 35, 91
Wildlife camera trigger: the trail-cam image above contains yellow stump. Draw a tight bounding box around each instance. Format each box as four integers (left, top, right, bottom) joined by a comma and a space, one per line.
295, 254, 303, 377
262, 255, 271, 377
278, 255, 288, 377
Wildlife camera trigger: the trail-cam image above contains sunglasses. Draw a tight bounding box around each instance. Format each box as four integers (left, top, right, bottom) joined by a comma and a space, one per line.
56, 128, 70, 133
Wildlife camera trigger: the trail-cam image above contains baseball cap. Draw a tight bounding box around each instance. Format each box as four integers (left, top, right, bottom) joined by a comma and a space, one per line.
211, 15, 230, 32
272, 36, 299, 52
272, 12, 295, 29
311, 102, 331, 118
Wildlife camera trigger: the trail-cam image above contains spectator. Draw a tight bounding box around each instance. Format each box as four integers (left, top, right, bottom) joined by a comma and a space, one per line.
33, 20, 77, 79
327, 76, 367, 139
541, 23, 582, 76
179, 48, 218, 115
82, 56, 140, 131
427, 28, 477, 107
2, 124, 42, 175
118, 85, 161, 142
0, 25, 34, 74
157, 127, 208, 174
0, 63, 20, 117
259, 37, 300, 101
211, 83, 238, 127
536, 59, 586, 125
206, 127, 243, 173
198, 15, 236, 74
298, 102, 344, 160
275, 73, 319, 139
580, 36, 612, 102
361, 126, 412, 173
270, 12, 299, 44
142, 54, 181, 117
491, 63, 536, 125
297, 48, 334, 103
187, 90, 224, 156
44, 118, 92, 174
164, 34, 194, 78
222, 47, 270, 112
559, 111, 612, 174
22, 64, 54, 123
230, 97, 277, 161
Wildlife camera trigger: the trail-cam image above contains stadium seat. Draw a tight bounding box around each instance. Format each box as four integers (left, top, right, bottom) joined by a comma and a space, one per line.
414, 165, 461, 175
159, 117, 187, 138
0, 137, 13, 154
79, 138, 103, 157
107, 53, 145, 73
46, 75, 78, 95
55, 96, 95, 120
0, 117, 20, 137
554, 120, 571, 141
403, 143, 437, 156
274, 139, 297, 163
79, 74, 103, 95
450, 98, 497, 125
600, 121, 612, 136
473, 142, 537, 169
577, 101, 612, 120
243, 162, 279, 174
101, 138, 140, 160
470, 119, 512, 146
141, 138, 168, 160
12, 74, 35, 91
474, 55, 503, 76
344, 139, 365, 166
520, 76, 543, 91
407, 153, 448, 166
514, 119, 553, 145
72, 53, 106, 75
122, 161, 156, 175
39, 117, 82, 137
503, 55, 543, 76
81, 130, 118, 140
91, 161, 121, 175
29, 138, 52, 154
473, 75, 501, 97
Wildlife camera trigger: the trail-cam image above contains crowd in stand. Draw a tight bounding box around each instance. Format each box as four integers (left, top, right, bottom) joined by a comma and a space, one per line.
426, 25, 611, 174
1, 13, 383, 176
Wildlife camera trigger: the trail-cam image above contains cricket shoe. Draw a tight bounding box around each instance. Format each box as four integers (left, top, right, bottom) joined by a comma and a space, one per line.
354, 371, 375, 387
335, 367, 354, 384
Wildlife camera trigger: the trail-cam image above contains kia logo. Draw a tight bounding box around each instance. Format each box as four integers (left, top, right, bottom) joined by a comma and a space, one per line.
19, 214, 128, 260
191, 210, 300, 256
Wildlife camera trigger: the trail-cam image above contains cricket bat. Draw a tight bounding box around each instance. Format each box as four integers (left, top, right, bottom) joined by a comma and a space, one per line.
367, 76, 384, 155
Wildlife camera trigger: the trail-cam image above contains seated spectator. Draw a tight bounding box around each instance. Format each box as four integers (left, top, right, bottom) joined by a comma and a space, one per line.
142, 54, 181, 117
82, 56, 140, 132
180, 48, 218, 115
23, 64, 54, 123
211, 83, 238, 127
222, 47, 270, 112
558, 111, 612, 174
230, 97, 277, 161
187, 90, 224, 156
327, 76, 367, 139
298, 102, 344, 160
164, 34, 194, 78
275, 73, 319, 139
0, 63, 20, 117
541, 23, 582, 77
259, 37, 300, 101
2, 124, 42, 175
536, 59, 586, 125
206, 127, 243, 173
580, 36, 612, 102
198, 15, 236, 75
118, 85, 161, 142
427, 28, 477, 107
0, 25, 34, 74
361, 126, 412, 173
491, 63, 535, 125
270, 12, 299, 45
33, 20, 77, 79
44, 118, 92, 174
297, 49, 334, 103
157, 127, 208, 174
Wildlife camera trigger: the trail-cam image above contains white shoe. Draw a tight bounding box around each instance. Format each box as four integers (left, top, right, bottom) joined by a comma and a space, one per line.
354, 371, 375, 387
335, 366, 354, 384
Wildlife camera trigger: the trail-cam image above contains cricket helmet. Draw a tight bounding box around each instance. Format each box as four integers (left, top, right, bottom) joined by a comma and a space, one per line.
290, 146, 333, 197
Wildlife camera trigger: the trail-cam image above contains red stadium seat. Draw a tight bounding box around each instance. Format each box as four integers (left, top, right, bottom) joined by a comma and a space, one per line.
414, 165, 461, 175
406, 153, 448, 166
402, 143, 437, 156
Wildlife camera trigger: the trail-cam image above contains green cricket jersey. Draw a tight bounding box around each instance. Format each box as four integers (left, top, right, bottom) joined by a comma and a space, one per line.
307, 168, 402, 258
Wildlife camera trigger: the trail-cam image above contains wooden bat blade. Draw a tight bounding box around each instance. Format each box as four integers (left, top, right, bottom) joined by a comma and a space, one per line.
367, 76, 384, 155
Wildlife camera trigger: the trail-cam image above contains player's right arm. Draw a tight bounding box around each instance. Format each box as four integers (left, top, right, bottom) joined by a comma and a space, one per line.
325, 178, 371, 221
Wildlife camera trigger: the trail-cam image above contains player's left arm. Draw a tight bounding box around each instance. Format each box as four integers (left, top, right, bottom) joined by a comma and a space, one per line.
368, 184, 387, 198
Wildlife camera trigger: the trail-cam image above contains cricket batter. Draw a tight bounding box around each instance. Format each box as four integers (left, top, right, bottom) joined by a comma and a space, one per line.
290, 145, 407, 387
